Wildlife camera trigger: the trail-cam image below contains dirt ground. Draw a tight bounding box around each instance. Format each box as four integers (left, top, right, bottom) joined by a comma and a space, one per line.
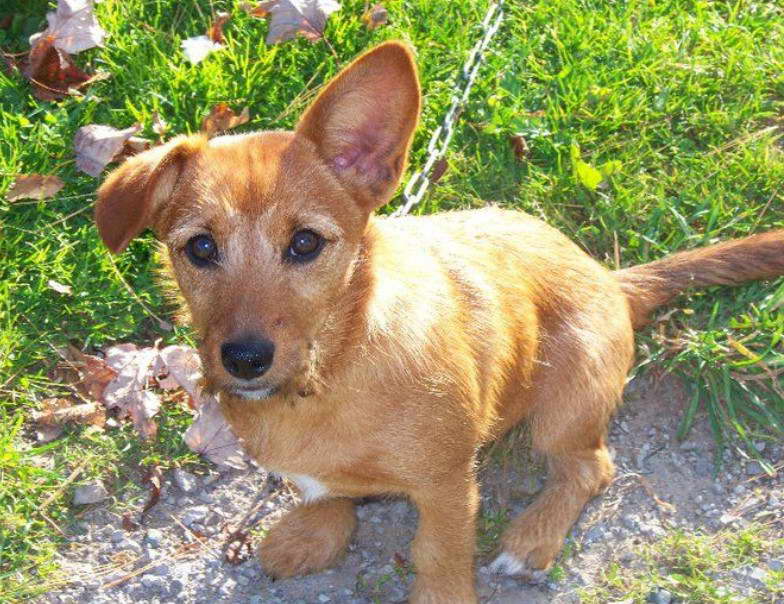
41, 372, 783, 603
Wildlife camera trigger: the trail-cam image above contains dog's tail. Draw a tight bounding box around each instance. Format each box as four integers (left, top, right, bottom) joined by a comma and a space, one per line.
615, 230, 784, 329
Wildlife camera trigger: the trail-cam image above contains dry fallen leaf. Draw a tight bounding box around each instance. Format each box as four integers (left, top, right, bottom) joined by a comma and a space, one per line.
31, 398, 106, 442
47, 279, 73, 295
23, 35, 92, 100
102, 344, 161, 439
241, 1, 275, 18
141, 465, 163, 517
6, 174, 64, 201
430, 158, 448, 184
207, 11, 232, 44
32, 398, 105, 429
73, 123, 142, 176
184, 396, 247, 469
362, 3, 388, 30
263, 0, 341, 44
155, 345, 203, 403
201, 103, 250, 136
29, 0, 106, 55
181, 34, 223, 64
58, 345, 118, 401
509, 133, 530, 162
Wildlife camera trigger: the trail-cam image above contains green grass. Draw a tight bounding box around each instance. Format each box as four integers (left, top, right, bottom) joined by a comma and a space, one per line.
1, 0, 783, 598
580, 524, 784, 603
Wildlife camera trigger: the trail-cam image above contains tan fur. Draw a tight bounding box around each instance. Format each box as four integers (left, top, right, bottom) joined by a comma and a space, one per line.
95, 42, 784, 603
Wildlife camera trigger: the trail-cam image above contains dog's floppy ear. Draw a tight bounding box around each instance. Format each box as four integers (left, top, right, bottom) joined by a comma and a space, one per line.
296, 41, 421, 208
95, 135, 204, 253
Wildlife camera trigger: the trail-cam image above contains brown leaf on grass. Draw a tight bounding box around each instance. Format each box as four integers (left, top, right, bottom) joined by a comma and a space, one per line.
362, 4, 388, 30
0, 15, 13, 30
184, 396, 247, 469
430, 158, 448, 184
6, 174, 64, 201
509, 133, 530, 162
240, 1, 275, 18
58, 345, 118, 401
207, 11, 232, 44
31, 398, 105, 443
201, 103, 250, 136
73, 123, 142, 176
47, 279, 73, 295
23, 36, 92, 100
260, 0, 341, 44
29, 0, 106, 55
102, 344, 161, 439
155, 345, 203, 407
141, 465, 163, 517
31, 398, 105, 438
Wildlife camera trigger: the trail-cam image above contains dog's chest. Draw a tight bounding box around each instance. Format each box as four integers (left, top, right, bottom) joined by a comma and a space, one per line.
277, 472, 330, 502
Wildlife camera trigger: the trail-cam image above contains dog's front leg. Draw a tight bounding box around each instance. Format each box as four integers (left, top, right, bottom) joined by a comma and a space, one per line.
409, 473, 480, 604
258, 497, 356, 578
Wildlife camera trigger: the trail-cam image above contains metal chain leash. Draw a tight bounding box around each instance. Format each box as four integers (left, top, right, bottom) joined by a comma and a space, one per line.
393, 0, 505, 217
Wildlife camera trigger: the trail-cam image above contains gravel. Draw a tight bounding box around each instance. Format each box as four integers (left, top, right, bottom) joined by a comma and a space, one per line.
173, 469, 200, 493
40, 374, 783, 604
72, 481, 109, 505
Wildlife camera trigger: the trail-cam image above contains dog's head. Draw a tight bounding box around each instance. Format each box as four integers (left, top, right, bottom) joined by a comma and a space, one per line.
95, 42, 420, 399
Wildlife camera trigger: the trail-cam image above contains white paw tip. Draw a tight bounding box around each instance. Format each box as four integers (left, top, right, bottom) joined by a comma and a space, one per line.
489, 552, 524, 576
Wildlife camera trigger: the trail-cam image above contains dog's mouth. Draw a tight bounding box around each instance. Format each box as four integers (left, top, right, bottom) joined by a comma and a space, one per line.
224, 384, 280, 400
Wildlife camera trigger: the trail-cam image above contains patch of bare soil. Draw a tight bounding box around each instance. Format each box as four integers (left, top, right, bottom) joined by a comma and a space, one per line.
42, 373, 783, 603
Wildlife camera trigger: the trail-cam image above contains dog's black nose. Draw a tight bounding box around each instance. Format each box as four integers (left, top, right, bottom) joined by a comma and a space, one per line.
221, 339, 275, 380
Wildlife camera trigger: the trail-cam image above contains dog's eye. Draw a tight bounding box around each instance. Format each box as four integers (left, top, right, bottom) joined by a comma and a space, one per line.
186, 234, 218, 267
287, 229, 323, 263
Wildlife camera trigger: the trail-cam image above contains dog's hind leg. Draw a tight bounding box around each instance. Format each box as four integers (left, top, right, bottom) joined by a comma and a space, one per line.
258, 498, 356, 578
492, 318, 633, 579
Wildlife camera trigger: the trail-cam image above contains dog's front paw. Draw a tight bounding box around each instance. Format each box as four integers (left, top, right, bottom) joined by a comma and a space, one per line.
258, 499, 356, 578
488, 551, 548, 584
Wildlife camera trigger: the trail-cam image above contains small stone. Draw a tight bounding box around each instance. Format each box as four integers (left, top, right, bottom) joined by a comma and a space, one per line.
236, 575, 249, 586
746, 462, 763, 476
181, 506, 209, 527
110, 529, 125, 544
145, 529, 164, 548
73, 482, 109, 505
734, 565, 768, 589
117, 538, 142, 554
150, 563, 170, 576
768, 559, 783, 572
646, 589, 672, 604
318, 595, 331, 603
173, 469, 199, 493
622, 514, 640, 531
585, 524, 605, 542
718, 513, 737, 526
167, 580, 183, 596
249, 597, 263, 604
141, 574, 166, 590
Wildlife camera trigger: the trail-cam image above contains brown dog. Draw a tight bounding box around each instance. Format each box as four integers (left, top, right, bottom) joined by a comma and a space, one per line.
95, 42, 784, 602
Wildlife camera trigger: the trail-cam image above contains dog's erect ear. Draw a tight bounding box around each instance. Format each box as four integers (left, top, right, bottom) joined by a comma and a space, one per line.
296, 41, 421, 208
95, 135, 204, 253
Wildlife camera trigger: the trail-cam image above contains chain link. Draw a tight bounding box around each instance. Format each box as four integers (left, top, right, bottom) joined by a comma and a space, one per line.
393, 0, 505, 217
